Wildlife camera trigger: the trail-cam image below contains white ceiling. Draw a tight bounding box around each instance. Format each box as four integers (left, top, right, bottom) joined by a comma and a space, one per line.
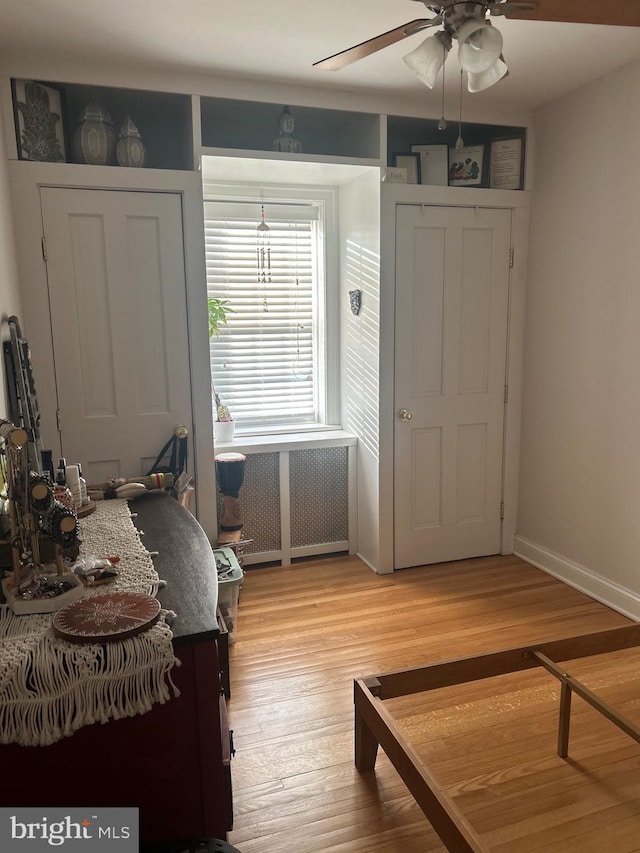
2, 1, 640, 113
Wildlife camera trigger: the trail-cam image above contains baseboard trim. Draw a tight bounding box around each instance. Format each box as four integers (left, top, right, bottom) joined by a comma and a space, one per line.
357, 551, 392, 575
514, 535, 640, 622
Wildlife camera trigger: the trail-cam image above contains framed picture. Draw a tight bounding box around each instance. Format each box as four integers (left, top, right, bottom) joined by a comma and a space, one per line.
11, 79, 67, 162
490, 137, 524, 190
393, 152, 421, 185
383, 166, 408, 184
411, 144, 448, 186
448, 145, 484, 187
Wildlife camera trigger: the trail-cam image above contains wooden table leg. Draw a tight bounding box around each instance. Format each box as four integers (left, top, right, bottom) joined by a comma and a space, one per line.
558, 681, 572, 758
354, 677, 380, 771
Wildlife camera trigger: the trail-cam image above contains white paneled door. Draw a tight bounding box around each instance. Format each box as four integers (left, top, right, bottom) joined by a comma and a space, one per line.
40, 187, 193, 485
394, 204, 512, 568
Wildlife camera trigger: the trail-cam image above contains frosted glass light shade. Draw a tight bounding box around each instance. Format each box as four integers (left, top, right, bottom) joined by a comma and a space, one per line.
467, 57, 508, 92
457, 19, 503, 74
403, 31, 451, 89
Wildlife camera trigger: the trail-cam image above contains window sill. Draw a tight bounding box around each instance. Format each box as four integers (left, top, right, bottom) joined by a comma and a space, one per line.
213, 429, 357, 455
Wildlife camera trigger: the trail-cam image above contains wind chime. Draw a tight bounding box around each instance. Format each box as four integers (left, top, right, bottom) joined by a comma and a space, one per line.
256, 202, 271, 311
292, 276, 309, 382
292, 213, 311, 383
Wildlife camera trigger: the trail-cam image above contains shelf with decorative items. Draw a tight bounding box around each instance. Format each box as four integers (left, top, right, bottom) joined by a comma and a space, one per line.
5, 77, 527, 185
199, 96, 383, 163
386, 113, 527, 190
9, 79, 194, 170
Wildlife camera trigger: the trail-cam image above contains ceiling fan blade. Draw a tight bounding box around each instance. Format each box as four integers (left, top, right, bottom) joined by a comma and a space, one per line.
498, 0, 640, 26
313, 18, 442, 71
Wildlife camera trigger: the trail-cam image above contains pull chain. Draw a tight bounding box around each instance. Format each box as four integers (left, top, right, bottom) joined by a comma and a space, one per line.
455, 69, 464, 150
437, 45, 447, 131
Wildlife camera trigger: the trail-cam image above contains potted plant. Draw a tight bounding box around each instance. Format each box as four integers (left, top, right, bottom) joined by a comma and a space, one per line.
209, 297, 235, 442
208, 296, 231, 339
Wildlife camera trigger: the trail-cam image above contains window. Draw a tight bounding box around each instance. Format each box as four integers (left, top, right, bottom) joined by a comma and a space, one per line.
204, 189, 338, 434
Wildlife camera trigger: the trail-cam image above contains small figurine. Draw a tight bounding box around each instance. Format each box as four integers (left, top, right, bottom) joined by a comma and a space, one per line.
349, 289, 362, 316
273, 106, 302, 154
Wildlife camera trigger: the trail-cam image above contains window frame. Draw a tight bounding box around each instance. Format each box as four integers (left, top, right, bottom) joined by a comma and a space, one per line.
203, 181, 341, 436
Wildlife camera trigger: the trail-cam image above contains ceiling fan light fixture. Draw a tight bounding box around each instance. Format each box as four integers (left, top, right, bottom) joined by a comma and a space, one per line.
457, 18, 503, 74
466, 56, 509, 92
403, 30, 452, 89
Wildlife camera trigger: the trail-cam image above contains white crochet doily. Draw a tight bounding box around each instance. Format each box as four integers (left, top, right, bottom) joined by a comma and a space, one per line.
0, 499, 179, 747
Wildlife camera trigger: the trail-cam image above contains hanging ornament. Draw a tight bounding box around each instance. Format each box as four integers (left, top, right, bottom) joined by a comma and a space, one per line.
256, 202, 271, 311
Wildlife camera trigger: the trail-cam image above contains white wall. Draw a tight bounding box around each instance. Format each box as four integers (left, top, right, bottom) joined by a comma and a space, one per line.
516, 59, 640, 619
339, 170, 383, 571
0, 108, 23, 421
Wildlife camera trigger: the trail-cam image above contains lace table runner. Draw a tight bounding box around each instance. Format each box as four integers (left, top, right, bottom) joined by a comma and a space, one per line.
0, 499, 179, 747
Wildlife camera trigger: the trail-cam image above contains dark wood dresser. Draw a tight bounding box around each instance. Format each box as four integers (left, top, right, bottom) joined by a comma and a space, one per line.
0, 490, 233, 844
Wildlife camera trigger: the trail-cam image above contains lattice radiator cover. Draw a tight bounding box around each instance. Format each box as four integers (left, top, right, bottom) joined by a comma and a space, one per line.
215, 446, 349, 557
290, 447, 348, 548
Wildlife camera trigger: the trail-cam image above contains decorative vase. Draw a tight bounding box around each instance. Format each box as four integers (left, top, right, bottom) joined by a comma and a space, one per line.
73, 100, 116, 166
116, 116, 147, 168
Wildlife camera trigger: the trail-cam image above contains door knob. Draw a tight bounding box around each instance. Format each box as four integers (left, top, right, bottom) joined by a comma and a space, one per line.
399, 408, 413, 422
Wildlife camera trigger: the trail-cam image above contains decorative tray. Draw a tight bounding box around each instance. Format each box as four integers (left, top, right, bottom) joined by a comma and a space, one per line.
1, 572, 84, 615
52, 592, 161, 643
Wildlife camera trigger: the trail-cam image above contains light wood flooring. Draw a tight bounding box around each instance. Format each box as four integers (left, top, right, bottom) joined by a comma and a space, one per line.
226, 554, 640, 852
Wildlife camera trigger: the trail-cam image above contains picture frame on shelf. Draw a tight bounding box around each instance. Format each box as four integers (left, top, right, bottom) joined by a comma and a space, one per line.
383, 166, 408, 184
410, 144, 448, 186
490, 137, 524, 190
448, 145, 484, 187
11, 79, 67, 163
393, 152, 421, 185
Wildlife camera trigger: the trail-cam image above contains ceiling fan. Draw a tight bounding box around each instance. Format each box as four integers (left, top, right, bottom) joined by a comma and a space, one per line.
313, 1, 640, 92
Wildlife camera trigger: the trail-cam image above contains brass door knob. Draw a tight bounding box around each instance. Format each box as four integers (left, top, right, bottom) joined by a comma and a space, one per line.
399, 409, 413, 422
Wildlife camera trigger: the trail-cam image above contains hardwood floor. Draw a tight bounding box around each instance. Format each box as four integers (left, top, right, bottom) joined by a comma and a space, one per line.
226, 554, 640, 852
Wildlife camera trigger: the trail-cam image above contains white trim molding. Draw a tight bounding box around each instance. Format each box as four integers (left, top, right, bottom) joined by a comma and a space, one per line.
514, 535, 640, 622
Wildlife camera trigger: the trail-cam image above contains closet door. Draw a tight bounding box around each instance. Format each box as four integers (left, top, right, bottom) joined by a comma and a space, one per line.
394, 204, 512, 568
40, 187, 192, 483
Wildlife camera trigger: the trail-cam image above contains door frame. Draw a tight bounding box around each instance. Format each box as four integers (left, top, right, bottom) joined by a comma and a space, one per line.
378, 183, 531, 573
8, 161, 216, 539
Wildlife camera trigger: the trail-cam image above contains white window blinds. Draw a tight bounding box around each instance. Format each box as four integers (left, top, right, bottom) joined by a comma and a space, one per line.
204, 200, 322, 428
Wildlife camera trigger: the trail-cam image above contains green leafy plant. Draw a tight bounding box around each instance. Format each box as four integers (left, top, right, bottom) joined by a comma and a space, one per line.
208, 297, 233, 422
208, 297, 232, 339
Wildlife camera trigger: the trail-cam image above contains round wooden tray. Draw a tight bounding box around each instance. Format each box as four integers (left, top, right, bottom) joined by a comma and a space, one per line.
52, 592, 161, 643
76, 500, 97, 519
